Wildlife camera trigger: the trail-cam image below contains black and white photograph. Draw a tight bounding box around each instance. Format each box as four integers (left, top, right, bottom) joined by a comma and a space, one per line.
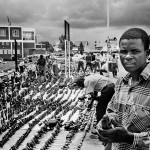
0, 0, 150, 150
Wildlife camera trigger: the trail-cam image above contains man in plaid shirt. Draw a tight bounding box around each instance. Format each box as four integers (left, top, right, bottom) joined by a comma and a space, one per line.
97, 28, 150, 150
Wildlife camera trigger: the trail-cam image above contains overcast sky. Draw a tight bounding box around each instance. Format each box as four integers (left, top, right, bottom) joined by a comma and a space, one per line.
1, 0, 150, 44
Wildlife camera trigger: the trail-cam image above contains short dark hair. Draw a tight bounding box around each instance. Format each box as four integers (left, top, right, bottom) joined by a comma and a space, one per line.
112, 54, 115, 58
119, 28, 149, 50
40, 55, 43, 59
74, 76, 85, 88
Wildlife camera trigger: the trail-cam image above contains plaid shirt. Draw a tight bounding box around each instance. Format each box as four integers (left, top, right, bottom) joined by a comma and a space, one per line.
107, 63, 150, 150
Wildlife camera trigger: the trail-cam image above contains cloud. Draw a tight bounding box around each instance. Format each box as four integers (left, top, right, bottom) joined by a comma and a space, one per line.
0, 0, 150, 42
109, 0, 150, 27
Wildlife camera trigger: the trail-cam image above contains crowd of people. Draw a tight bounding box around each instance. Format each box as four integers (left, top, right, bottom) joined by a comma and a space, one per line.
76, 51, 118, 78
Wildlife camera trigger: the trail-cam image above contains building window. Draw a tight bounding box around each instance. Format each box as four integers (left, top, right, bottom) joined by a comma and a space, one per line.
0, 50, 3, 54
17, 50, 20, 54
4, 50, 7, 54
0, 29, 6, 37
2, 42, 5, 45
6, 42, 9, 46
23, 31, 34, 40
7, 49, 11, 54
8, 49, 11, 54
12, 29, 19, 37
12, 50, 20, 54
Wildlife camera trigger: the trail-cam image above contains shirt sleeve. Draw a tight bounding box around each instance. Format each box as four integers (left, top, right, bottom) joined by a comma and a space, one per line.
132, 132, 150, 149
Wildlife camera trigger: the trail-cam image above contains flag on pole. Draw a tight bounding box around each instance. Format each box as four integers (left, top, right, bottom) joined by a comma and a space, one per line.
7, 16, 11, 26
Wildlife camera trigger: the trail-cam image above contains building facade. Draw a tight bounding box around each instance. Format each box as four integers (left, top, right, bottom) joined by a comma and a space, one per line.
36, 43, 46, 50
0, 26, 36, 60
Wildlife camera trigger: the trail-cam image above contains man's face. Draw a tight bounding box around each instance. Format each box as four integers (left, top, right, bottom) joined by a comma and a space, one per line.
119, 38, 147, 74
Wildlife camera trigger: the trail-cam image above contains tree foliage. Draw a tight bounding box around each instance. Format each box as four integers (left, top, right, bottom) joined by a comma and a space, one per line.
79, 42, 84, 53
40, 41, 54, 52
58, 35, 74, 51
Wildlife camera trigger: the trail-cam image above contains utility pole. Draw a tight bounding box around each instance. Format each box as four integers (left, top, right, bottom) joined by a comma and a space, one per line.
14, 39, 18, 72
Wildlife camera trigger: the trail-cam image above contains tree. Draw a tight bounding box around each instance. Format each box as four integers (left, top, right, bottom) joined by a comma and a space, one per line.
79, 42, 84, 53
94, 41, 97, 48
39, 41, 54, 52
49, 44, 54, 52
58, 35, 74, 51
114, 37, 117, 41
58, 35, 65, 50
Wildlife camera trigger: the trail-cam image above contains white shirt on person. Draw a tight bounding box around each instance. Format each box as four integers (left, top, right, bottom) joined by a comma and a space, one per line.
78, 54, 84, 62
111, 57, 118, 66
101, 63, 108, 71
27, 63, 36, 72
95, 54, 101, 61
19, 61, 24, 66
84, 74, 112, 94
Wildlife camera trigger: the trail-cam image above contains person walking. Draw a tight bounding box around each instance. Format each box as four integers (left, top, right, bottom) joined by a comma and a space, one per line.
18, 60, 25, 74
91, 52, 96, 71
100, 61, 109, 77
77, 51, 85, 73
111, 54, 118, 77
84, 53, 93, 73
37, 55, 46, 83
93, 53, 101, 73
97, 28, 150, 150
52, 59, 60, 78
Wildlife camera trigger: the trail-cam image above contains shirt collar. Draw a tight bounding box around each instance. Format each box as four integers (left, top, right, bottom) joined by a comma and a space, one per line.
140, 63, 150, 80
122, 63, 150, 83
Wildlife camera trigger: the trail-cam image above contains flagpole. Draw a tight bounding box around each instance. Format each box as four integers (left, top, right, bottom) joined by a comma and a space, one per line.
7, 16, 11, 26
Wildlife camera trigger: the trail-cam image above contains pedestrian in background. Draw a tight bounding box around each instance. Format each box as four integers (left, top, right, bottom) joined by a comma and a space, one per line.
91, 52, 96, 71
84, 53, 93, 73
37, 55, 46, 83
100, 61, 109, 77
94, 53, 101, 73
77, 51, 85, 73
111, 54, 118, 77
52, 59, 60, 77
18, 60, 25, 74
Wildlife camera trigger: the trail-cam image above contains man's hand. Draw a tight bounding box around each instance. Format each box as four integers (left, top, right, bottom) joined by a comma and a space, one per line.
97, 119, 134, 144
